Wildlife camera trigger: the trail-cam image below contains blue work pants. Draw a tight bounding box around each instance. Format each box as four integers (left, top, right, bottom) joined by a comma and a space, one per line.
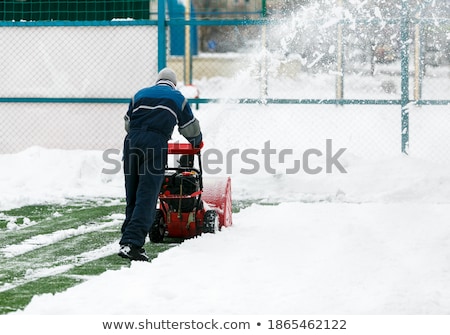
120, 131, 167, 248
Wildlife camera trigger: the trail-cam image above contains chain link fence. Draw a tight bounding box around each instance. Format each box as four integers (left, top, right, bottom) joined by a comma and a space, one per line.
0, 0, 449, 164
0, 23, 157, 152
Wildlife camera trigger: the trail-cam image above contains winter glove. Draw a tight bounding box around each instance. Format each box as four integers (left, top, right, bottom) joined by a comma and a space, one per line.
187, 134, 203, 148
124, 115, 130, 133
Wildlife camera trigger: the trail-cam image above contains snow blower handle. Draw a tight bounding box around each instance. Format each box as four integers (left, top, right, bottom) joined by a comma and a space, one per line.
167, 142, 203, 155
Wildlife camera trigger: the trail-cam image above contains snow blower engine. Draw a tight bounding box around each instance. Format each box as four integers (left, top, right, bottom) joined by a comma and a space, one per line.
149, 142, 232, 242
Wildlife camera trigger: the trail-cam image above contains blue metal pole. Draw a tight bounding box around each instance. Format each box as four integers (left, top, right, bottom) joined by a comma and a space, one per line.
158, 0, 167, 70
400, 0, 410, 155
336, 0, 344, 103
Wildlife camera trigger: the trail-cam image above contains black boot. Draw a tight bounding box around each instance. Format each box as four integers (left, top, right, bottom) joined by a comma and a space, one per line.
118, 244, 149, 261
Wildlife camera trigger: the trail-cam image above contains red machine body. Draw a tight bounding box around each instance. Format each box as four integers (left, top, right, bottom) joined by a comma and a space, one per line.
149, 142, 232, 242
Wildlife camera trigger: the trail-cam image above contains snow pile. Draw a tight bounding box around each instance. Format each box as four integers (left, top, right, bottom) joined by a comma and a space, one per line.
0, 147, 124, 210
1, 142, 450, 212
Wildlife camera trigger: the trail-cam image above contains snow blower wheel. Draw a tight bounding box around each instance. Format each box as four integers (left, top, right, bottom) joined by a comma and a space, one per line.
149, 209, 165, 243
202, 210, 218, 234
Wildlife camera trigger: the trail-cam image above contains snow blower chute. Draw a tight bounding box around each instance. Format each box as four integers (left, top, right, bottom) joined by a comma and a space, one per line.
149, 142, 232, 242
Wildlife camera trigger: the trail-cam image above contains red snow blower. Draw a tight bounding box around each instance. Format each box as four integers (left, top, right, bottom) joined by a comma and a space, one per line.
149, 142, 232, 242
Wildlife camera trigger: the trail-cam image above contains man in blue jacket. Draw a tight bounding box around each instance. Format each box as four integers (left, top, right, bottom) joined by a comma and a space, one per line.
119, 68, 202, 261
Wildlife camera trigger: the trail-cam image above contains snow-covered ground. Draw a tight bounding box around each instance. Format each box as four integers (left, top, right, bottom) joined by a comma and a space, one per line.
11, 201, 450, 315
1, 101, 449, 316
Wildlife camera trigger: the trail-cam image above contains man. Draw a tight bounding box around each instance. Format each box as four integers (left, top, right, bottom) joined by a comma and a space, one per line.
119, 68, 202, 261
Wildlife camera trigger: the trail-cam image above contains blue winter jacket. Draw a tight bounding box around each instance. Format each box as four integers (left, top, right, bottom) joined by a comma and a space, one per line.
124, 80, 202, 146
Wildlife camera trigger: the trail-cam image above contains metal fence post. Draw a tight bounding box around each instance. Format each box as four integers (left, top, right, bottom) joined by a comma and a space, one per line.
413, 14, 423, 101
400, 0, 410, 155
260, 0, 268, 100
158, 0, 167, 70
336, 0, 344, 103
184, 0, 192, 84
